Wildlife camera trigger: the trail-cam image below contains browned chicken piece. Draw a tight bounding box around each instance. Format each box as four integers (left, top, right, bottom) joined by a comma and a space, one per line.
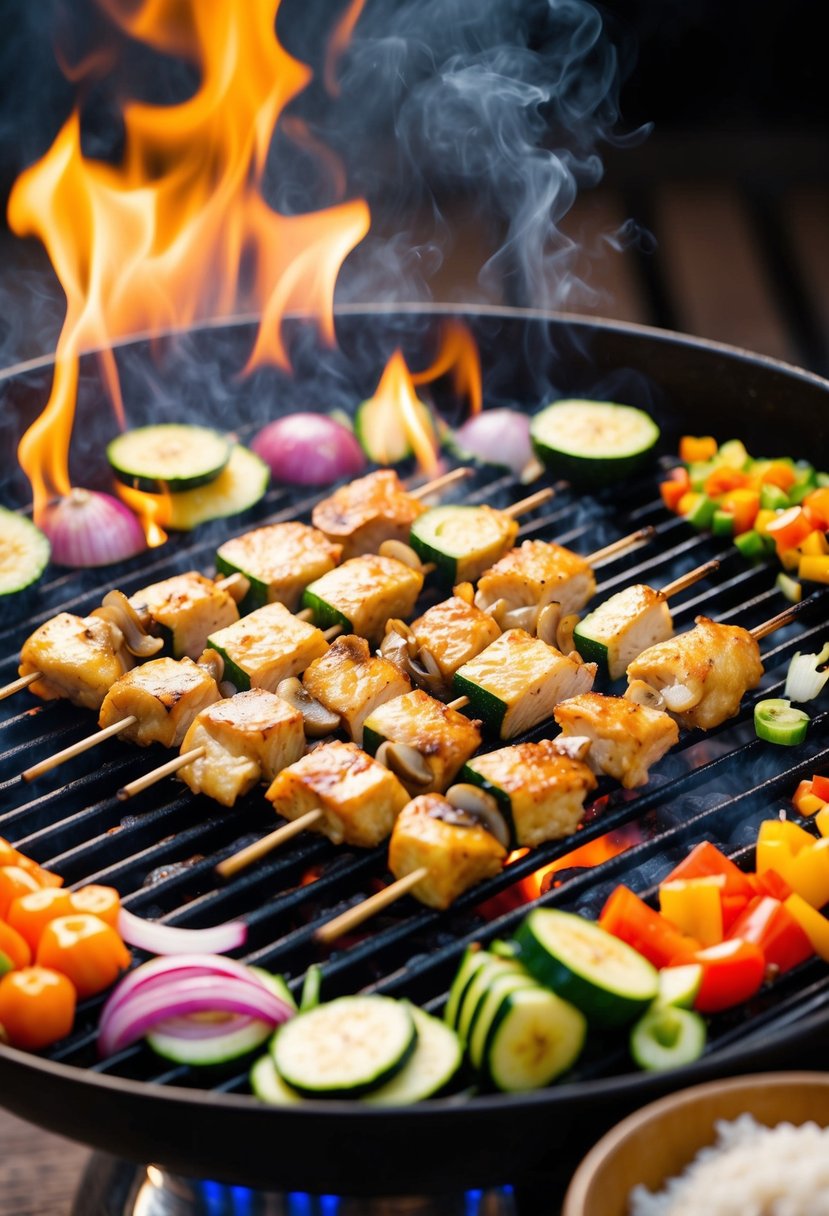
554, 692, 679, 789
19, 613, 135, 712
387, 793, 507, 909
302, 554, 424, 646
625, 615, 764, 731
302, 635, 411, 745
178, 688, 306, 807
462, 739, 597, 847
363, 689, 483, 795
215, 522, 342, 613
129, 571, 240, 660
453, 629, 597, 739
311, 469, 427, 560
381, 594, 502, 697
206, 602, 329, 692
98, 656, 221, 748
266, 740, 409, 848
475, 539, 596, 623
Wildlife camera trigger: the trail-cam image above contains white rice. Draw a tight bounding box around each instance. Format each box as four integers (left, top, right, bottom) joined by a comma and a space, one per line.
628, 1114, 829, 1216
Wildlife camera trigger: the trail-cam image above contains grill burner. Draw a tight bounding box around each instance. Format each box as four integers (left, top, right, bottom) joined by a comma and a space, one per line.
1, 310, 829, 1203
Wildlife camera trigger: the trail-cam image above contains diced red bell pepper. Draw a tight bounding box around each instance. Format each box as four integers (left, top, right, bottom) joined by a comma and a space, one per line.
661, 468, 691, 512
727, 896, 813, 975
751, 868, 793, 902
813, 775, 829, 803
693, 938, 766, 1013
599, 884, 702, 969
803, 487, 829, 530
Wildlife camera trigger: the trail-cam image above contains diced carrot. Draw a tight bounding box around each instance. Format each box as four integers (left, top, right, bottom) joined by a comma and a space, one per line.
766, 506, 815, 552
759, 461, 798, 491
718, 487, 760, 535
704, 467, 751, 497
679, 435, 718, 463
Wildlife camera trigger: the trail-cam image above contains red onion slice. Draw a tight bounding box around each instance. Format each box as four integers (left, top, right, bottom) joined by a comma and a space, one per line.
99, 953, 266, 1028
117, 908, 247, 956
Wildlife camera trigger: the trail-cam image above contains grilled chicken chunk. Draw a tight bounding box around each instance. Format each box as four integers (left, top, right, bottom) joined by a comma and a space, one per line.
454, 629, 597, 739
129, 571, 240, 660
475, 540, 596, 621
463, 740, 597, 847
302, 554, 424, 646
266, 740, 409, 848
98, 656, 221, 747
311, 469, 427, 560
207, 602, 329, 692
626, 615, 764, 731
302, 635, 411, 745
216, 522, 342, 613
179, 688, 305, 807
363, 689, 483, 795
554, 692, 679, 788
388, 793, 507, 910
19, 613, 135, 712
575, 584, 673, 680
383, 594, 502, 697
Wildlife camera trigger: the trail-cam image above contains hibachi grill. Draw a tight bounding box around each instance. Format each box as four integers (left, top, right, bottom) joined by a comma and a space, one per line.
1, 309, 828, 1208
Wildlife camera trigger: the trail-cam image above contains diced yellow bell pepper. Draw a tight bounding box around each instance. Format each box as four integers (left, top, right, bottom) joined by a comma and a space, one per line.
756, 818, 815, 855
798, 531, 829, 558
779, 547, 802, 571
676, 490, 700, 516
815, 805, 829, 839
792, 779, 827, 818
786, 837, 829, 909
799, 555, 829, 585
784, 892, 829, 961
659, 875, 725, 947
754, 508, 778, 536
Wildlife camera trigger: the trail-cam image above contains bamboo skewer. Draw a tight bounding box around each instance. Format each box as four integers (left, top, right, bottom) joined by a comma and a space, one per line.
587, 526, 655, 567
409, 467, 472, 500
117, 746, 205, 801
314, 868, 429, 945
503, 487, 554, 519
750, 600, 808, 642
657, 559, 720, 600
0, 671, 40, 701
216, 810, 325, 879
21, 716, 137, 782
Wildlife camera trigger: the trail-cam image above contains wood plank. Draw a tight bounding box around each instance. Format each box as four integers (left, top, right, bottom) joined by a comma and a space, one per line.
654, 184, 795, 362
0, 1107, 89, 1216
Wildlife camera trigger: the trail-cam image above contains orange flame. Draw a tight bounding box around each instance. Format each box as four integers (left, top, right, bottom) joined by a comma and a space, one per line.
8, 0, 370, 524
411, 319, 483, 416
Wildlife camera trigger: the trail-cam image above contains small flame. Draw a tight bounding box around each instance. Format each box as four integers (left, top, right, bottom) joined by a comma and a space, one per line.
514, 823, 641, 903
8, 0, 370, 524
365, 321, 483, 475
115, 483, 168, 548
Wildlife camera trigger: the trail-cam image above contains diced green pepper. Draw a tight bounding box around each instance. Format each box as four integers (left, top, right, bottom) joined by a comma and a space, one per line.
760, 483, 790, 511
733, 529, 771, 561
711, 508, 735, 537
686, 494, 717, 529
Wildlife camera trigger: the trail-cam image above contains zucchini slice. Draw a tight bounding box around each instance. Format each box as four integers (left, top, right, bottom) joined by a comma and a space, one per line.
250, 1054, 305, 1105
107, 424, 231, 493
530, 400, 660, 486
354, 393, 437, 464
444, 947, 492, 1030
656, 963, 703, 1010
0, 509, 50, 597
409, 505, 518, 585
455, 960, 529, 1050
271, 995, 417, 1098
629, 1003, 707, 1072
482, 985, 586, 1092
362, 1006, 462, 1104
147, 1016, 274, 1066
164, 445, 269, 530
515, 907, 659, 1027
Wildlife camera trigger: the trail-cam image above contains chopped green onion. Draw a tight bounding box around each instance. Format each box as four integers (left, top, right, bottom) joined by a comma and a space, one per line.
776, 572, 802, 604
784, 643, 829, 703
754, 698, 810, 746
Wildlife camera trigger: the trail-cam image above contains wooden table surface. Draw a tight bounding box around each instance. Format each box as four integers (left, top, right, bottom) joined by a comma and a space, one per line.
0, 1108, 88, 1216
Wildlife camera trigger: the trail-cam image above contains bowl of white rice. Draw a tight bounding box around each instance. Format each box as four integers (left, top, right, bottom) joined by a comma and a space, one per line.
562, 1072, 829, 1216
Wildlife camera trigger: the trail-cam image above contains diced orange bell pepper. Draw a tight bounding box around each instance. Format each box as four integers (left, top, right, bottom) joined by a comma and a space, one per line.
679, 436, 718, 464
759, 461, 798, 491
799, 555, 829, 585
0, 966, 77, 1051
726, 895, 813, 974
5, 888, 74, 955
661, 468, 691, 512
792, 779, 827, 818
784, 893, 829, 962
803, 487, 829, 530
659, 875, 724, 946
765, 506, 815, 553
35, 914, 131, 999
0, 838, 62, 889
599, 885, 701, 969
0, 867, 43, 920
704, 467, 751, 497
68, 885, 121, 928
0, 921, 32, 971
693, 938, 766, 1012
718, 487, 760, 535
816, 804, 829, 840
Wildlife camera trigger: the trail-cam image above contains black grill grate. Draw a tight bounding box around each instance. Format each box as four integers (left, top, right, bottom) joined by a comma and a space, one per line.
2, 448, 828, 1100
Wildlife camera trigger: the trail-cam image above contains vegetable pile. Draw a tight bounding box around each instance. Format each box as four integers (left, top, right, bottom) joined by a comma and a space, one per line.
660, 436, 829, 598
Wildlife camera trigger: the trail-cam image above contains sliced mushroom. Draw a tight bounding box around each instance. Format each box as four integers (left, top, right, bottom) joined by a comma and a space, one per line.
625, 679, 666, 711
452, 581, 475, 605
92, 590, 164, 658
661, 682, 703, 713
536, 602, 562, 646
374, 740, 433, 790
445, 783, 511, 849
215, 572, 251, 604
276, 677, 342, 737
378, 539, 425, 572
552, 734, 592, 763
555, 613, 579, 656
405, 647, 447, 698
197, 648, 225, 684
379, 621, 412, 671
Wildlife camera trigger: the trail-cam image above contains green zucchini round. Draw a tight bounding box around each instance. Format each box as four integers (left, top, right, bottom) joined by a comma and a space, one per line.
515, 907, 659, 1027
629, 1003, 707, 1072
362, 1006, 462, 1104
530, 400, 660, 486
107, 424, 231, 493
0, 508, 50, 597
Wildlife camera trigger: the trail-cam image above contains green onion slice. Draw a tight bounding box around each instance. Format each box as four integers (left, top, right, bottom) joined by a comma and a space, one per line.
784, 642, 829, 703
754, 698, 810, 746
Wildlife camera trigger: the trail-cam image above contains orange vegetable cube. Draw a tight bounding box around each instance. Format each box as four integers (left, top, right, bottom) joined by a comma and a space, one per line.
68, 885, 121, 928
0, 966, 76, 1051
5, 888, 73, 954
0, 867, 42, 920
816, 804, 829, 840
803, 487, 829, 530
799, 555, 829, 585
0, 921, 32, 971
679, 436, 717, 463
35, 914, 131, 999
704, 467, 750, 497
718, 488, 760, 535
759, 461, 798, 491
766, 506, 815, 553
792, 779, 827, 818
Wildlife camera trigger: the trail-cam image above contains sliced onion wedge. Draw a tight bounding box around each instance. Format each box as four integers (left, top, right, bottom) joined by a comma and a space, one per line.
117, 908, 247, 956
